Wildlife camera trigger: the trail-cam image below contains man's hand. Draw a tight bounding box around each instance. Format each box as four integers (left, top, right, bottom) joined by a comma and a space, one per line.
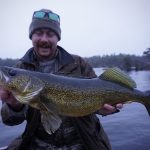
0, 87, 23, 111
98, 103, 123, 116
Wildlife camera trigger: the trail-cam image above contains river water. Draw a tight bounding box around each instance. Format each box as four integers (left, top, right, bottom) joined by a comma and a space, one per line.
95, 68, 150, 150
0, 68, 150, 149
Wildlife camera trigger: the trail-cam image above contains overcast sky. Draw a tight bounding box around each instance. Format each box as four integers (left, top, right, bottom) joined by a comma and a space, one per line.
1, 0, 150, 59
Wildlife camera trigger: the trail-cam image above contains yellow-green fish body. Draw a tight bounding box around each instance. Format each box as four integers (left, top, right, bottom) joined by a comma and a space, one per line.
0, 66, 150, 134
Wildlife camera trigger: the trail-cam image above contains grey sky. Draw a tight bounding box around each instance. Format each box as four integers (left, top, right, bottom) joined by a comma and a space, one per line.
0, 0, 150, 58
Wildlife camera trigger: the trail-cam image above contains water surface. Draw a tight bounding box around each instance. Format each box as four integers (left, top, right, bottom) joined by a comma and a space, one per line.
95, 68, 150, 150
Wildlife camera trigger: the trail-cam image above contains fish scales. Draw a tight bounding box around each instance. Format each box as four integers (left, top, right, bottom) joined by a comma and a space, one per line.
1, 66, 150, 134
0, 66, 149, 117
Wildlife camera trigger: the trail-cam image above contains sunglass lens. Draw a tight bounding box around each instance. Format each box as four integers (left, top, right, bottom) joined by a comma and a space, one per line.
48, 13, 59, 22
34, 11, 45, 18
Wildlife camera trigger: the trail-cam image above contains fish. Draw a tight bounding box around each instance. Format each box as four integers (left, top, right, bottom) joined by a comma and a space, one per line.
0, 66, 150, 134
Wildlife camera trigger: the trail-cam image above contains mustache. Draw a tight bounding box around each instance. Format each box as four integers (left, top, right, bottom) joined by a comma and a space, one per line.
37, 42, 52, 48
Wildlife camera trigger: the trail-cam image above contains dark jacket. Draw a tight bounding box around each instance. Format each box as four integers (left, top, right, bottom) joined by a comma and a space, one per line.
2, 46, 111, 150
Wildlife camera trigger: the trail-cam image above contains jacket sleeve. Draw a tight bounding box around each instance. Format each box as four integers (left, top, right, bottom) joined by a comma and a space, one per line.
81, 60, 97, 78
78, 56, 97, 78
1, 103, 27, 125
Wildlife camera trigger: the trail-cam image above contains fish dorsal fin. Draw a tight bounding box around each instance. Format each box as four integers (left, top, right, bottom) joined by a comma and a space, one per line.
99, 67, 137, 89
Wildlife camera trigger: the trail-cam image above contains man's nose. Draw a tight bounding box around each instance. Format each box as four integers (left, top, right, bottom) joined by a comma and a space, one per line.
40, 34, 48, 41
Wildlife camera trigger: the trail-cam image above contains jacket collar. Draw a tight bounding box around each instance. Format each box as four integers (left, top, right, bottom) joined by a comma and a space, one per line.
20, 46, 75, 69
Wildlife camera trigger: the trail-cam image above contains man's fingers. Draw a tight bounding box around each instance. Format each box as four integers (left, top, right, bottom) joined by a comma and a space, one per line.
0, 89, 10, 100
116, 103, 123, 109
103, 104, 116, 112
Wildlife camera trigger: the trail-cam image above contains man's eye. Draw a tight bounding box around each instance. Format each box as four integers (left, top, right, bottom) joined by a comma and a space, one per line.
47, 32, 56, 37
35, 31, 42, 36
47, 31, 55, 36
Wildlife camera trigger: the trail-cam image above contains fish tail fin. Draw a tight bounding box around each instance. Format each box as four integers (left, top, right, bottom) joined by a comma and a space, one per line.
143, 90, 150, 116
143, 102, 150, 116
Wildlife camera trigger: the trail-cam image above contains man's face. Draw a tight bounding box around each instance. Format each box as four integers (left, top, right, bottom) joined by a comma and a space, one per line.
31, 29, 58, 59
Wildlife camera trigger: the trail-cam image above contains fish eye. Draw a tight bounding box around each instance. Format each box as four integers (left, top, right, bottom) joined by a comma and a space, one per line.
8, 69, 17, 76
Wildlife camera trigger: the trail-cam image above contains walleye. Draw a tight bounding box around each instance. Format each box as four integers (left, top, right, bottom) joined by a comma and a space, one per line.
0, 66, 150, 134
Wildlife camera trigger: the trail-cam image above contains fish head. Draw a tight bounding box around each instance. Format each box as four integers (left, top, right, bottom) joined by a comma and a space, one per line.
0, 66, 44, 103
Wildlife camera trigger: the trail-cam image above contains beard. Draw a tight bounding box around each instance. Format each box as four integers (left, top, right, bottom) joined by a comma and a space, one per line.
34, 41, 57, 60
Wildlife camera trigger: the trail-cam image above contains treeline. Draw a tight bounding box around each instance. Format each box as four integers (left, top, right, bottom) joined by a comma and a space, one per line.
0, 49, 150, 71
0, 58, 19, 67
85, 53, 150, 71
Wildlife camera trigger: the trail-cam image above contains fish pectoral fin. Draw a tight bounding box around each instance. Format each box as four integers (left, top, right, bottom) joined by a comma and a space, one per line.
39, 96, 62, 134
99, 67, 137, 89
41, 111, 62, 135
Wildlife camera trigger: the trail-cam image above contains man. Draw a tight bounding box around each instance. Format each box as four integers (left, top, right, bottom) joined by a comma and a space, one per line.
0, 9, 122, 150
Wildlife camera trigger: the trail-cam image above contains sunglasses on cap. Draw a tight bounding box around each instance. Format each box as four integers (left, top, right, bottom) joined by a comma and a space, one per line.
33, 11, 60, 23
